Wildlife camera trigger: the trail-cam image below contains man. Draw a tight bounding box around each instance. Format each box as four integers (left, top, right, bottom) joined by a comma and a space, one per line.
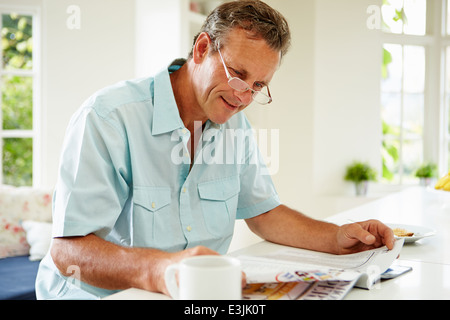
36, 0, 395, 299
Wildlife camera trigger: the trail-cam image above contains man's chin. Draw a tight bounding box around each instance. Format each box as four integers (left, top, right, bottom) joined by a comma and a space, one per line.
208, 116, 230, 125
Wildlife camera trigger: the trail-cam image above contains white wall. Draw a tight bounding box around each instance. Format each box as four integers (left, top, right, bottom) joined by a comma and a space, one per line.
312, 0, 382, 198
252, 0, 383, 218
260, 0, 316, 215
135, 0, 186, 78
41, 0, 135, 188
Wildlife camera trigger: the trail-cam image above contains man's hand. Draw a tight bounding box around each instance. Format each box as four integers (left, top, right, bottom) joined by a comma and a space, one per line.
335, 220, 395, 255
154, 246, 247, 296
144, 245, 220, 296
246, 206, 396, 255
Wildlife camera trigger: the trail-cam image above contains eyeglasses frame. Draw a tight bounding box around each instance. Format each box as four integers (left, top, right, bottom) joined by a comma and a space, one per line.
216, 45, 273, 105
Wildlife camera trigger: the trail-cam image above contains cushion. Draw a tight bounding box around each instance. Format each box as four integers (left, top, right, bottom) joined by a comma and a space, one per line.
0, 185, 53, 222
0, 216, 30, 259
0, 255, 40, 300
22, 220, 52, 261
0, 185, 53, 259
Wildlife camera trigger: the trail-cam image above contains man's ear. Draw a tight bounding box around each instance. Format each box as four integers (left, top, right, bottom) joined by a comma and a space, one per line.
192, 32, 212, 64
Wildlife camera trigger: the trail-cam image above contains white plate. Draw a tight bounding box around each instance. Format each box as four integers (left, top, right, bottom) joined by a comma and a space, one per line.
387, 223, 436, 244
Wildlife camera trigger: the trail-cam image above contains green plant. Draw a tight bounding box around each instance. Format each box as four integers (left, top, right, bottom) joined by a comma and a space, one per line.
415, 162, 437, 179
344, 161, 377, 183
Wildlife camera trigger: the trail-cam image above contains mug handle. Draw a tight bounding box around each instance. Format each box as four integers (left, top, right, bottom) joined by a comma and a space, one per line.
164, 263, 180, 300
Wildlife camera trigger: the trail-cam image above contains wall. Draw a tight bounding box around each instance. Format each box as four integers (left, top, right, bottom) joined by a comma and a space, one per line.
312, 0, 382, 198
135, 0, 186, 78
252, 0, 383, 218
41, 0, 135, 188
260, 0, 316, 215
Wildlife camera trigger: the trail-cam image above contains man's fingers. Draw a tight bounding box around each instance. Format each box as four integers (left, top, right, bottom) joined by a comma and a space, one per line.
356, 220, 396, 250
351, 224, 376, 245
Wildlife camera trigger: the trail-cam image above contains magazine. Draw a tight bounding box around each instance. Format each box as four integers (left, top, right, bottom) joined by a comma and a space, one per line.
236, 238, 404, 300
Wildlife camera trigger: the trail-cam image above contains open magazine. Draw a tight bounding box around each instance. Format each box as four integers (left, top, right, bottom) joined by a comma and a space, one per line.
236, 238, 404, 300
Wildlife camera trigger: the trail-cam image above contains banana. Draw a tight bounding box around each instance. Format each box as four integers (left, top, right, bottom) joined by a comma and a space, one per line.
444, 180, 450, 191
435, 174, 449, 189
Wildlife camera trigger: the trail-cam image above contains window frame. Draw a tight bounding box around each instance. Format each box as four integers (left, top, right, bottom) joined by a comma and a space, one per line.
442, 0, 450, 172
380, 0, 448, 184
0, 4, 41, 187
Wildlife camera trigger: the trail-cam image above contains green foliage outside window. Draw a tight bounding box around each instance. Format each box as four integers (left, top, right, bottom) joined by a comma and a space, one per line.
2, 138, 32, 186
1, 13, 34, 186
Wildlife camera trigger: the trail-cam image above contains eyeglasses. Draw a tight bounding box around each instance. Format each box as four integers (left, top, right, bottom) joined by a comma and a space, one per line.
217, 47, 272, 105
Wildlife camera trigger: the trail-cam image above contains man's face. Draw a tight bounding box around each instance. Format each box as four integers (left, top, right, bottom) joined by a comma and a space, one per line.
193, 28, 281, 124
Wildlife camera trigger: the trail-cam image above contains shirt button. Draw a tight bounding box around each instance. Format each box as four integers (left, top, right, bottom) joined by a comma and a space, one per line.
151, 202, 156, 209
182, 129, 188, 135
186, 226, 192, 232
182, 188, 187, 193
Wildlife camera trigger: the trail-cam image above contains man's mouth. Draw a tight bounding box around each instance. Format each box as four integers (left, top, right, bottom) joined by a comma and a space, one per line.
221, 97, 239, 111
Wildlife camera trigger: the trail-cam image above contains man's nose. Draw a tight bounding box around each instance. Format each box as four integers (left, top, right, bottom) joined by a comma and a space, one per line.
233, 89, 253, 106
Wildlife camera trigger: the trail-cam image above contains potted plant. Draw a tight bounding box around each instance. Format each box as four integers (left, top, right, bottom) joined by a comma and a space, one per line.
415, 162, 437, 186
344, 161, 377, 196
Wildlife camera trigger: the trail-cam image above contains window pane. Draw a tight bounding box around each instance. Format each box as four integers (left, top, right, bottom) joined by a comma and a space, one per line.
447, 0, 450, 35
448, 142, 450, 170
446, 47, 450, 93
382, 92, 402, 136
1, 13, 33, 70
403, 139, 423, 182
403, 0, 426, 35
1, 75, 33, 130
448, 95, 450, 135
382, 138, 400, 183
382, 0, 427, 35
2, 138, 32, 186
403, 46, 425, 93
403, 93, 424, 137
382, 0, 404, 34
382, 44, 403, 92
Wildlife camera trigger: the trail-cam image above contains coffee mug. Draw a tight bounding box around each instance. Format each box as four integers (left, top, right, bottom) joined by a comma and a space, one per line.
164, 255, 242, 300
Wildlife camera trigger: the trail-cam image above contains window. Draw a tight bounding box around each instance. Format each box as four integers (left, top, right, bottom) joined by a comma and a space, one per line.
445, 1, 450, 171
0, 8, 39, 187
380, 0, 446, 184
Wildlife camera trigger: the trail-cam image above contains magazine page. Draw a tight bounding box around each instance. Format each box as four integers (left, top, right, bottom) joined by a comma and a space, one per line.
242, 279, 358, 300
238, 239, 404, 290
238, 255, 361, 283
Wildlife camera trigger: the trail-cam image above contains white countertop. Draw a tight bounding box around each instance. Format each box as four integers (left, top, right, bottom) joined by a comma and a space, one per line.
105, 186, 450, 300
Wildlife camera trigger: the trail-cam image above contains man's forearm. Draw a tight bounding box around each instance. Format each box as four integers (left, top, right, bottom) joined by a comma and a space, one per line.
245, 205, 340, 254
51, 234, 219, 295
51, 234, 169, 292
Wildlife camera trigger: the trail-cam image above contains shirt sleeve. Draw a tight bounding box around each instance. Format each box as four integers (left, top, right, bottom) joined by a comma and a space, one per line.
52, 105, 131, 239
235, 116, 281, 220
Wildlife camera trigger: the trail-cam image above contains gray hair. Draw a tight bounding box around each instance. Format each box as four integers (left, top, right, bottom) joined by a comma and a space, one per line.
188, 0, 291, 59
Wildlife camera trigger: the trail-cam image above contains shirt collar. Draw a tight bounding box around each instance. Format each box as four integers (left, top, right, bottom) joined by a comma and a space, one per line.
151, 63, 185, 136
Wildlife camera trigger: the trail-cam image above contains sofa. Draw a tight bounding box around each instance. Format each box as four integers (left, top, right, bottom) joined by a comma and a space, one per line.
0, 185, 53, 300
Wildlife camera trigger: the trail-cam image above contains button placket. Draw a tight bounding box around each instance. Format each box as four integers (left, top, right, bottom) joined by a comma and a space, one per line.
179, 183, 194, 244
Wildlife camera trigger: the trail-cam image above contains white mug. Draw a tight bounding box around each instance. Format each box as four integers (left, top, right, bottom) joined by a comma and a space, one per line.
164, 255, 242, 300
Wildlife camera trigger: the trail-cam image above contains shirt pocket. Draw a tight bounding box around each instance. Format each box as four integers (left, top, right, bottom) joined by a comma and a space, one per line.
198, 175, 240, 238
132, 186, 171, 246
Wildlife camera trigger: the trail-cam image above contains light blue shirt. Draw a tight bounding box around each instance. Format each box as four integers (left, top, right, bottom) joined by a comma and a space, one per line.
36, 62, 280, 299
